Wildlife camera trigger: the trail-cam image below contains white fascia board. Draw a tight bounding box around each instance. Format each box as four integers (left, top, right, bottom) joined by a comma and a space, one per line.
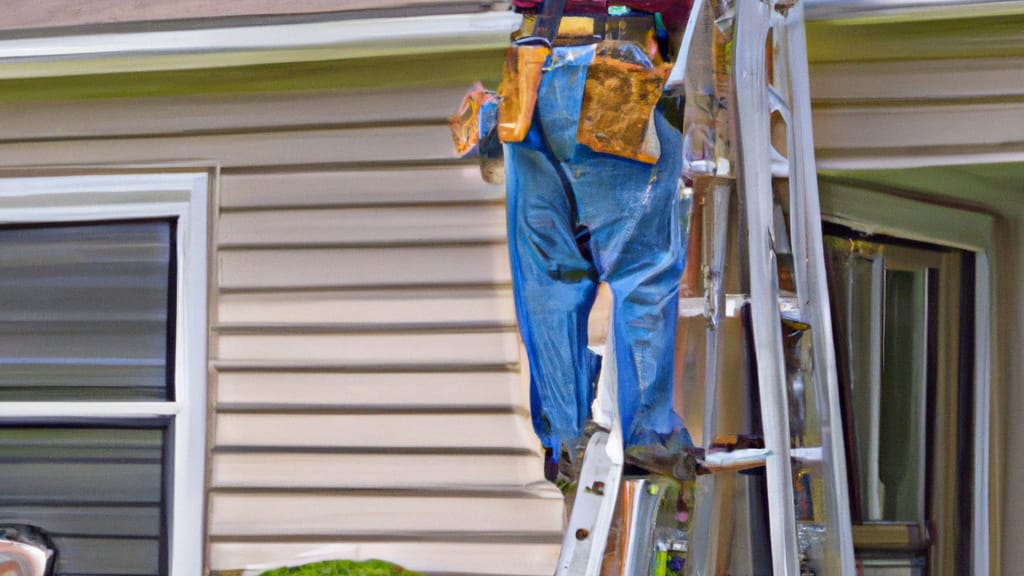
804, 0, 1024, 21
0, 11, 521, 80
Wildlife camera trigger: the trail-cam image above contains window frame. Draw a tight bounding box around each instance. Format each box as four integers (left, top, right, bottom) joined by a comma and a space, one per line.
0, 172, 209, 576
819, 177, 994, 575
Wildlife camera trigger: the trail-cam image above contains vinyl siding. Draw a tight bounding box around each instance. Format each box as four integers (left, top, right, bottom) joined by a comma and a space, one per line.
0, 85, 562, 575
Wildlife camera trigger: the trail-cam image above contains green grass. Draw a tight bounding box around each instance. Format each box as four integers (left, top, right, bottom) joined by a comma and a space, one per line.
257, 560, 427, 576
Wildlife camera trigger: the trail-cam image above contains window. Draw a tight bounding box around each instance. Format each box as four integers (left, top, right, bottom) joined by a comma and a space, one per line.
824, 226, 974, 575
0, 173, 208, 576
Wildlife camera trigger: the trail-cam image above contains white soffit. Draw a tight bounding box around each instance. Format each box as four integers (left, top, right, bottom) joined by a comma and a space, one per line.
0, 10, 521, 79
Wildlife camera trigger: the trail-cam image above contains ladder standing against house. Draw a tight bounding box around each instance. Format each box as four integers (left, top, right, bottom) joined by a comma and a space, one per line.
555, 0, 857, 573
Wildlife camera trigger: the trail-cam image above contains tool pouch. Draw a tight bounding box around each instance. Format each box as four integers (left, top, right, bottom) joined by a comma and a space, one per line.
448, 82, 498, 158
497, 42, 551, 143
448, 82, 505, 184
577, 40, 669, 164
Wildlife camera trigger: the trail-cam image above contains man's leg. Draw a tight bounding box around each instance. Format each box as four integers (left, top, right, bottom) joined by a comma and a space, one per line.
505, 138, 601, 452
569, 111, 689, 447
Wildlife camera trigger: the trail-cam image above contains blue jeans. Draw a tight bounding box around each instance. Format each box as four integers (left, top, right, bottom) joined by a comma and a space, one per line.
505, 43, 690, 451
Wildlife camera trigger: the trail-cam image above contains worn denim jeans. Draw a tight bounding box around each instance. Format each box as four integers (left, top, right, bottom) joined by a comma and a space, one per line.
505, 43, 689, 452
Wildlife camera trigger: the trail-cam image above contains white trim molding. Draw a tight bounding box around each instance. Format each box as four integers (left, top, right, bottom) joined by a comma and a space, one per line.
819, 178, 995, 576
0, 11, 520, 80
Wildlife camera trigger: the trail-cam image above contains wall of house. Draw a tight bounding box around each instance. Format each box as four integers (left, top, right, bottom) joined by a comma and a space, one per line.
0, 85, 562, 575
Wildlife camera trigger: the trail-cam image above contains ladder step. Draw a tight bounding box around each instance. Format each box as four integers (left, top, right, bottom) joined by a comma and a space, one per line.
702, 447, 772, 473
678, 295, 802, 319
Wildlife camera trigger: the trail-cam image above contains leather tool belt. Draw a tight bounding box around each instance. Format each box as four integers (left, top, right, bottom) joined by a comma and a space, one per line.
497, 17, 670, 164
577, 39, 670, 164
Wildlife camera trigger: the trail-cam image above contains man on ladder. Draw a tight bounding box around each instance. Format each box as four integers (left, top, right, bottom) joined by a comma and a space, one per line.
452, 0, 856, 572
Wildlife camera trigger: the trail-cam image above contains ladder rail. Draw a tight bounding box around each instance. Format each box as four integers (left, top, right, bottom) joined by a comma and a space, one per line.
784, 3, 857, 572
555, 315, 624, 576
734, 0, 801, 572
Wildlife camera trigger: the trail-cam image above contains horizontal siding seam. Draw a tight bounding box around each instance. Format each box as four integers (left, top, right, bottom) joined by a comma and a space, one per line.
211, 362, 519, 373
218, 158, 475, 175
218, 282, 514, 294
207, 487, 560, 499
213, 406, 527, 417
219, 198, 506, 213
216, 240, 506, 250
811, 94, 1024, 109
212, 322, 515, 334
211, 446, 539, 456
216, 239, 508, 251
207, 533, 563, 545
0, 119, 450, 147
215, 405, 525, 415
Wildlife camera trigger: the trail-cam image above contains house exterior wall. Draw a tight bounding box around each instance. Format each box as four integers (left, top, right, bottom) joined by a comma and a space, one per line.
0, 85, 563, 575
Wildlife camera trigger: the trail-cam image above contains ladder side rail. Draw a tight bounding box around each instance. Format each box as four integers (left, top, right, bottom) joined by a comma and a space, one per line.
703, 180, 733, 446
784, 3, 857, 572
734, 0, 801, 572
555, 312, 624, 576
688, 178, 734, 576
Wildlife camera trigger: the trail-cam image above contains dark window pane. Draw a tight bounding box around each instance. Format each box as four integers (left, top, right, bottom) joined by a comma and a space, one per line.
0, 221, 174, 401
0, 427, 165, 576
879, 269, 928, 522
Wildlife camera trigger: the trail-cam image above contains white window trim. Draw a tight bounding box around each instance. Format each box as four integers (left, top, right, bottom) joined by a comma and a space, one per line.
819, 177, 995, 576
0, 172, 209, 576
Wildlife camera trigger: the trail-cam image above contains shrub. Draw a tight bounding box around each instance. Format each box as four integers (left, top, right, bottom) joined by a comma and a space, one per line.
257, 559, 427, 576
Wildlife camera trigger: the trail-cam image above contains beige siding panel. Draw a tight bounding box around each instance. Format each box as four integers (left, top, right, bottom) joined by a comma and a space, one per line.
211, 453, 544, 489
218, 204, 507, 246
217, 287, 515, 325
216, 371, 524, 409
813, 101, 1024, 151
214, 413, 539, 451
810, 57, 1024, 102
208, 493, 562, 536
216, 330, 519, 365
220, 167, 505, 208
0, 87, 465, 141
209, 542, 560, 575
0, 125, 450, 168
218, 244, 513, 289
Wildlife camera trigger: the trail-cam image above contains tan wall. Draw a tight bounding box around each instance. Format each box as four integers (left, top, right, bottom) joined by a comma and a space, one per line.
0, 86, 562, 575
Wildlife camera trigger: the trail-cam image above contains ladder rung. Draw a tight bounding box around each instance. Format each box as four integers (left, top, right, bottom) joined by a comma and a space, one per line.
790, 446, 823, 464
678, 295, 802, 319
702, 447, 771, 472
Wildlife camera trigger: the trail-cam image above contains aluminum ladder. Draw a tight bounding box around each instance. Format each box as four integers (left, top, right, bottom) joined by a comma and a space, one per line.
553, 0, 856, 574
